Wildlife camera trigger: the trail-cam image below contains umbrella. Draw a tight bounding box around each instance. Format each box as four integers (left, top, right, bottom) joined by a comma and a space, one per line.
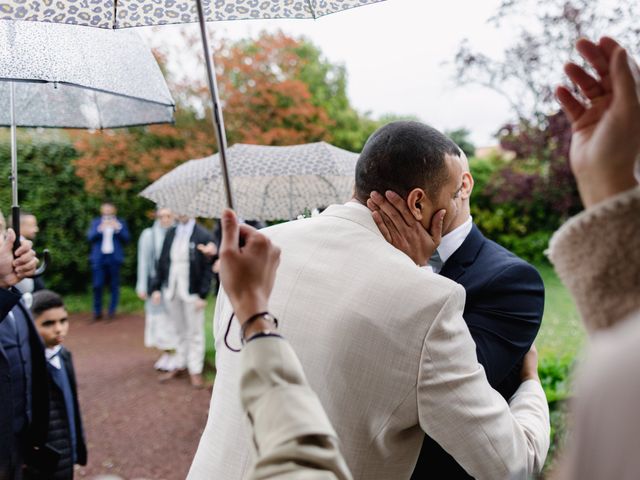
140, 142, 358, 221
0, 19, 174, 267
0, 0, 387, 209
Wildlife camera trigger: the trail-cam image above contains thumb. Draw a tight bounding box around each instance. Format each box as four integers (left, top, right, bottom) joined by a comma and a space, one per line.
429, 210, 446, 245
220, 209, 239, 254
2, 229, 16, 254
611, 47, 639, 110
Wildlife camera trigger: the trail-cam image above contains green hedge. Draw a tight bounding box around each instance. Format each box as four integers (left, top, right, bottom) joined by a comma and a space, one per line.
0, 136, 154, 293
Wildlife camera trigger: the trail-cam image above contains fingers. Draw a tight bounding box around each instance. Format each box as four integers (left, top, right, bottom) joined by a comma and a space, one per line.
556, 85, 586, 124
564, 62, 605, 100
611, 47, 640, 110
428, 210, 446, 246
369, 207, 392, 243
220, 209, 239, 255
576, 37, 612, 91
1, 229, 15, 254
14, 237, 33, 258
383, 191, 415, 225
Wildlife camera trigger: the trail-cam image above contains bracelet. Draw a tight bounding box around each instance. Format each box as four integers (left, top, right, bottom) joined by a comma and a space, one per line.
245, 332, 283, 343
240, 312, 278, 344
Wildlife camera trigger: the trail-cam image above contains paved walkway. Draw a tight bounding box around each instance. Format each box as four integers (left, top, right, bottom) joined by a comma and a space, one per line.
65, 313, 212, 480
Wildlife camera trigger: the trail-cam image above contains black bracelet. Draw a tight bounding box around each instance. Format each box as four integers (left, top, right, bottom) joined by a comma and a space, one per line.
240, 312, 278, 344
245, 332, 283, 343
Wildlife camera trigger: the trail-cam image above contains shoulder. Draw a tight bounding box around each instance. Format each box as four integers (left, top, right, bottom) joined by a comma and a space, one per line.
474, 235, 542, 285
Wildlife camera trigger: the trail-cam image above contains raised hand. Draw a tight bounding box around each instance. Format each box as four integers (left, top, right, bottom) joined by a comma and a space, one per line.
218, 209, 281, 326
0, 229, 38, 288
556, 37, 640, 207
367, 190, 446, 266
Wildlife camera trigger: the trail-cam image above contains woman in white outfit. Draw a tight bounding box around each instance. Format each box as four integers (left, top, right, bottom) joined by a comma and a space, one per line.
136, 208, 177, 371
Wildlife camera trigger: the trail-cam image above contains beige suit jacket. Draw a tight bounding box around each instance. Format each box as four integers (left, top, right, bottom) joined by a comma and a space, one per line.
189, 203, 549, 480
241, 336, 352, 480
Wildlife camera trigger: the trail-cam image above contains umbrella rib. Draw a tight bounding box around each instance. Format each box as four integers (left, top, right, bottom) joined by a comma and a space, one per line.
113, 0, 118, 29
307, 0, 318, 19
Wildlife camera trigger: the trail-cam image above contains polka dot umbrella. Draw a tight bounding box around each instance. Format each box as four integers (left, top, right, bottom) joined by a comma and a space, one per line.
140, 141, 358, 221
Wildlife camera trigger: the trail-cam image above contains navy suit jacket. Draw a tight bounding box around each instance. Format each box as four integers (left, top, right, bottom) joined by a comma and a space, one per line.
87, 217, 131, 265
0, 288, 49, 472
411, 224, 545, 479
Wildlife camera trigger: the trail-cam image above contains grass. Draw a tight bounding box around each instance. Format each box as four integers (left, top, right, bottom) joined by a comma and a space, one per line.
534, 262, 585, 361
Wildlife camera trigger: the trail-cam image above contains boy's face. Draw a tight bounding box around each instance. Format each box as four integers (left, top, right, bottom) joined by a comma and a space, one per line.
35, 307, 69, 348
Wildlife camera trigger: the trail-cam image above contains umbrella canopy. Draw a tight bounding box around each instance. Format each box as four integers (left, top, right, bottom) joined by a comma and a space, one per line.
0, 20, 175, 128
0, 1, 387, 27
141, 142, 358, 221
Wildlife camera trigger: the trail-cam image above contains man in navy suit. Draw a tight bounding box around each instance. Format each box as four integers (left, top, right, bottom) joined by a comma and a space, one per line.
367, 150, 544, 479
87, 202, 131, 320
0, 229, 49, 479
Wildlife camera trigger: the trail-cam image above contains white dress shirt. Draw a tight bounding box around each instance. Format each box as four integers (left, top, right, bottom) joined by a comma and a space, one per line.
46, 344, 63, 370
430, 216, 473, 273
101, 226, 115, 254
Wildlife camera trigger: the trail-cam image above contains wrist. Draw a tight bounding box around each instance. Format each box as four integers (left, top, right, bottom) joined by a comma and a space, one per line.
243, 317, 277, 339
577, 173, 638, 208
234, 297, 269, 325
521, 373, 540, 383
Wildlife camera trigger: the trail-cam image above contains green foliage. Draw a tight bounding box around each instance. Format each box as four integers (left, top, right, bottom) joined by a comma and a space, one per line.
445, 127, 476, 157
0, 136, 157, 293
0, 137, 98, 293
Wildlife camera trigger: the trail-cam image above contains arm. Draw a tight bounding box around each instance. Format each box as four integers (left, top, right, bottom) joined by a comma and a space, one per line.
467, 262, 544, 396
197, 229, 214, 299
136, 230, 150, 297
418, 286, 550, 479
114, 219, 131, 244
86, 219, 102, 242
242, 338, 352, 480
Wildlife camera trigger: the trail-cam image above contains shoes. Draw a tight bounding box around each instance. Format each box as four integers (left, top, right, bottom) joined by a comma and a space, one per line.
154, 353, 170, 371
190, 373, 204, 389
91, 313, 102, 323
158, 368, 186, 383
107, 312, 116, 322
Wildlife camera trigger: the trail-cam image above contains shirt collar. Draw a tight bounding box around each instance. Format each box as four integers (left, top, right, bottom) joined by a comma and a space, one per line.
176, 219, 196, 239
46, 345, 63, 369
437, 216, 473, 264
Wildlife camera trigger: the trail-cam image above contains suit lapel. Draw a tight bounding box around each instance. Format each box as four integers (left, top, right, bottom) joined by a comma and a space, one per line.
440, 224, 485, 282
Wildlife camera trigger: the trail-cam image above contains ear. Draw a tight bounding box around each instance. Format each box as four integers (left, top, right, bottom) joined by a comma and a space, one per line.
460, 171, 474, 200
406, 188, 432, 222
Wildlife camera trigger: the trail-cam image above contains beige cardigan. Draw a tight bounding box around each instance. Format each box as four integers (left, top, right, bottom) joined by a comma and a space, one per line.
548, 186, 640, 480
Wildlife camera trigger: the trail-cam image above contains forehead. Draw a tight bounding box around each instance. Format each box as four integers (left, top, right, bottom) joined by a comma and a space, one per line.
36, 307, 68, 323
21, 215, 36, 223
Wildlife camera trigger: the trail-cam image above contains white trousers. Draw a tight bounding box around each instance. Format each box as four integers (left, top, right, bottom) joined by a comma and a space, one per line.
166, 296, 205, 374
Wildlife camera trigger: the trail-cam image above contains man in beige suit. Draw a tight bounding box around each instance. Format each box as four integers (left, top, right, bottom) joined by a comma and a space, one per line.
189, 122, 550, 479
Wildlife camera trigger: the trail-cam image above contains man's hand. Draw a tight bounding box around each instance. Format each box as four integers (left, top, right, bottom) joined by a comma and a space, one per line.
151, 291, 162, 305
520, 345, 540, 383
197, 242, 218, 258
0, 229, 38, 289
219, 208, 281, 326
367, 190, 446, 266
137, 291, 148, 301
556, 37, 640, 208
195, 297, 207, 311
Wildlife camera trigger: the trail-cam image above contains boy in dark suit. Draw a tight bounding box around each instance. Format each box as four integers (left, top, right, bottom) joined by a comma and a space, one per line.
26, 290, 86, 479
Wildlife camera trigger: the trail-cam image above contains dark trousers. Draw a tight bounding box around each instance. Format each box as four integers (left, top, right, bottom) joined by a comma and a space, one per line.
0, 434, 25, 480
91, 255, 121, 316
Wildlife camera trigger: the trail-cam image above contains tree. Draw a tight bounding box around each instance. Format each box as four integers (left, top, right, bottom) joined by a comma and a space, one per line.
445, 128, 476, 157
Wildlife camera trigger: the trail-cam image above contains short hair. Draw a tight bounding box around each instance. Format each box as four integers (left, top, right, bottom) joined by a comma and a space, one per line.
31, 290, 65, 318
101, 201, 115, 208
354, 121, 461, 202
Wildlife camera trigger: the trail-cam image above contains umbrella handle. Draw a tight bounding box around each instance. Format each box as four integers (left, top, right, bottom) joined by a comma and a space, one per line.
33, 248, 50, 278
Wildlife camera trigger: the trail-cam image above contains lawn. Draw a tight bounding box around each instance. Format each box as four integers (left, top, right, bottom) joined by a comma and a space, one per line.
534, 262, 585, 361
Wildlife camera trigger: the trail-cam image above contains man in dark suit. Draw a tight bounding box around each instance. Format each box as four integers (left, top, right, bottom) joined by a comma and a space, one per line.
367, 150, 544, 479
0, 229, 49, 480
87, 202, 131, 320
150, 216, 213, 388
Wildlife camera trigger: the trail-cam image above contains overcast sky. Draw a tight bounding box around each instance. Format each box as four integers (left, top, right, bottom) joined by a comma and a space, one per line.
148, 0, 526, 147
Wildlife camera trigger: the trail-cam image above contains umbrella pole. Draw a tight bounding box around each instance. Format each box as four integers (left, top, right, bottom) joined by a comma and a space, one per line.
195, 0, 235, 210
9, 81, 20, 251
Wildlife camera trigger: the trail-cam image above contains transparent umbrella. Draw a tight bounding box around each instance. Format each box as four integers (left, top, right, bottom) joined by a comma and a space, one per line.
0, 0, 387, 209
0, 19, 174, 268
140, 142, 358, 221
